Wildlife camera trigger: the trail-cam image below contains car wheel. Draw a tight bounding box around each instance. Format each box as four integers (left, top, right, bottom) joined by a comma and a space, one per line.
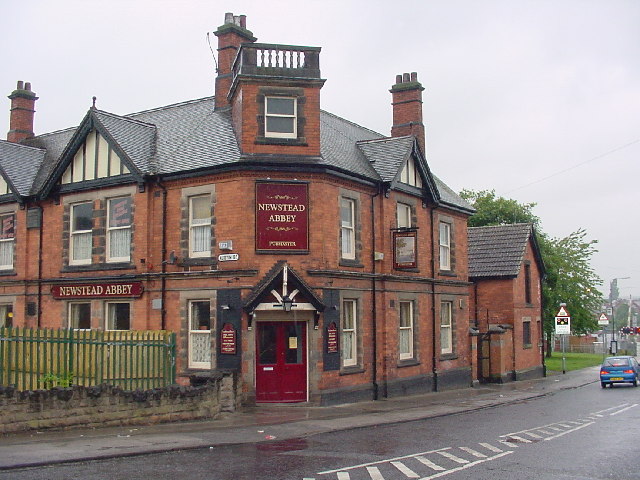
634, 380, 638, 387
601, 382, 606, 388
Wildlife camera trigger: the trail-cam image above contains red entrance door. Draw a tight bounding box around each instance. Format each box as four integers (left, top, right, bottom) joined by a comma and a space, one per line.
256, 321, 307, 402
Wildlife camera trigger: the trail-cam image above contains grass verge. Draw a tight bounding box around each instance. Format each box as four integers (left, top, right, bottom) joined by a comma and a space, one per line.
545, 352, 604, 372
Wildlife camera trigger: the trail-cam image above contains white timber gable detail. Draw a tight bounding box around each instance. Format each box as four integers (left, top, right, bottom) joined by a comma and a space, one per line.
61, 129, 130, 184
399, 155, 423, 188
0, 176, 11, 195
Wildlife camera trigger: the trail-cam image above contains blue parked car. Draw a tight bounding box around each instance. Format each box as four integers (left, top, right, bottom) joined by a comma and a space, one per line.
600, 356, 640, 388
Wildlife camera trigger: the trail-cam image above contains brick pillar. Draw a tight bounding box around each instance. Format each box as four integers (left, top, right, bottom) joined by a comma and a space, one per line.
7, 81, 38, 143
213, 12, 256, 110
390, 72, 425, 154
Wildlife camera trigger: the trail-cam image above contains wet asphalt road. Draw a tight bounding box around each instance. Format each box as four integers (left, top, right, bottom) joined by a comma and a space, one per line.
1, 381, 638, 480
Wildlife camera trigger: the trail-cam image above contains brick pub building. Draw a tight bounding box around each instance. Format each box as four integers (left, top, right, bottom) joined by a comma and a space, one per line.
0, 13, 480, 404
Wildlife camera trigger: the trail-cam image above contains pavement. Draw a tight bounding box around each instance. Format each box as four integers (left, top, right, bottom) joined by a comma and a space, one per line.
0, 366, 600, 470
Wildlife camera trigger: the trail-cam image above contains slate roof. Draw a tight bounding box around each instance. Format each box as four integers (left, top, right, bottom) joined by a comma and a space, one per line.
0, 95, 471, 213
468, 223, 538, 278
0, 139, 45, 197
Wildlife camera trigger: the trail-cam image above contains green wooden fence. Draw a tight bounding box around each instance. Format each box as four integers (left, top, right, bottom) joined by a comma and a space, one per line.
0, 328, 176, 391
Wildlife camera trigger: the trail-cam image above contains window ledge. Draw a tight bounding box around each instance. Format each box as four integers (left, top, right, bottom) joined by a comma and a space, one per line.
62, 263, 135, 273
0, 270, 16, 277
339, 366, 365, 376
523, 344, 533, 349
397, 359, 420, 368
394, 267, 420, 273
183, 258, 218, 267
439, 353, 458, 361
438, 271, 457, 277
255, 136, 307, 146
339, 259, 364, 268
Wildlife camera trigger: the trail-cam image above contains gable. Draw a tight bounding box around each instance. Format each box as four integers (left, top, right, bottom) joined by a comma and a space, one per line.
398, 154, 423, 188
0, 175, 11, 195
60, 129, 130, 185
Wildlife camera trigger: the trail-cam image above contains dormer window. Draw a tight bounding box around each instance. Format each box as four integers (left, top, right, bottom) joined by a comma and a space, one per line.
265, 96, 297, 138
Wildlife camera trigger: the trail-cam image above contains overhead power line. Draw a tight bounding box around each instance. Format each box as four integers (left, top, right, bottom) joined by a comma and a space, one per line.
505, 138, 640, 194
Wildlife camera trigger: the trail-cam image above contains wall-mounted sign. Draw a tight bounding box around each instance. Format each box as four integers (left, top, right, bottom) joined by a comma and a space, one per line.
220, 323, 237, 355
327, 322, 338, 354
255, 182, 309, 252
218, 253, 239, 262
393, 231, 417, 269
51, 282, 144, 299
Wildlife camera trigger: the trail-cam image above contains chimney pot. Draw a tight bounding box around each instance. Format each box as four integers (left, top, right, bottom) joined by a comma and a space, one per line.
7, 80, 38, 143
403, 72, 410, 83
25, 82, 32, 91
410, 72, 417, 82
17, 80, 24, 90
395, 74, 403, 84
224, 12, 234, 24
239, 14, 246, 28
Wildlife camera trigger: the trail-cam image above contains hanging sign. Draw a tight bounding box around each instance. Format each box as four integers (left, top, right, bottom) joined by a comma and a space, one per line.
220, 323, 237, 355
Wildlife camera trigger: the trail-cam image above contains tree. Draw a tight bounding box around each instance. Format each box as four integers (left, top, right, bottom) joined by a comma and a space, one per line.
461, 190, 603, 352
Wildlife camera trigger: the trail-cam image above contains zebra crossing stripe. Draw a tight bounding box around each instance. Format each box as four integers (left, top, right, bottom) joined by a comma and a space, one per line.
459, 446, 487, 458
479, 442, 503, 453
391, 461, 420, 478
523, 431, 542, 439
414, 455, 446, 471
436, 450, 470, 464
366, 466, 385, 480
507, 435, 532, 443
537, 429, 553, 435
336, 472, 350, 480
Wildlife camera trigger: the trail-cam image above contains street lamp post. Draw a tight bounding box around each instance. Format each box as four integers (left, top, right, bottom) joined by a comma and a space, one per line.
609, 277, 630, 354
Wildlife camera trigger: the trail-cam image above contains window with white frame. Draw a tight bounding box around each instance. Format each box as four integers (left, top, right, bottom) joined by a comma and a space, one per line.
399, 301, 414, 360
439, 222, 451, 271
70, 202, 93, 265
0, 213, 15, 270
189, 195, 211, 258
69, 303, 91, 329
440, 301, 453, 354
342, 299, 357, 367
397, 203, 412, 229
265, 97, 297, 138
399, 157, 423, 188
0, 304, 13, 328
340, 197, 356, 260
106, 302, 131, 330
188, 300, 211, 369
107, 197, 132, 262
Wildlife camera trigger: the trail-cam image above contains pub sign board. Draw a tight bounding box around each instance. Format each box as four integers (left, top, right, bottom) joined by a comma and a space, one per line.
255, 181, 309, 252
51, 282, 144, 299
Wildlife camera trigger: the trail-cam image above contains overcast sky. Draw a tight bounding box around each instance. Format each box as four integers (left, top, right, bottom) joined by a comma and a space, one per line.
2, 0, 639, 300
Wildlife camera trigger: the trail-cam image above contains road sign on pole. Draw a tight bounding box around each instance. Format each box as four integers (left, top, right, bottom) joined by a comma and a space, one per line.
555, 305, 571, 335
598, 313, 609, 326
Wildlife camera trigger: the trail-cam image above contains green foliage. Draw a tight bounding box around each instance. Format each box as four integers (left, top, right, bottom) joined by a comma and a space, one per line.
460, 189, 540, 228
40, 371, 74, 389
461, 189, 603, 336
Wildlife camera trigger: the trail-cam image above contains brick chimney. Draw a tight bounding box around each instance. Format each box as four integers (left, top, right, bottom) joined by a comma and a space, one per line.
213, 12, 256, 110
7, 81, 38, 143
390, 72, 425, 154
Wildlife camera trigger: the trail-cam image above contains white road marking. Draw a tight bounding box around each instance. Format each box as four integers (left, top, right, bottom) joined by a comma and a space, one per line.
318, 448, 452, 474
366, 466, 385, 480
499, 440, 519, 448
417, 451, 514, 480
459, 446, 487, 458
414, 455, 446, 471
391, 461, 420, 478
479, 442, 503, 453
504, 435, 531, 443
523, 431, 542, 439
610, 404, 638, 416
435, 450, 469, 464
543, 421, 594, 440
536, 429, 554, 435
336, 472, 350, 480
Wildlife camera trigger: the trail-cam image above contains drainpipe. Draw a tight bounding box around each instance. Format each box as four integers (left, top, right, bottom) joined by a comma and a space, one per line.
540, 275, 546, 376
36, 202, 43, 328
370, 187, 380, 400
430, 206, 438, 392
156, 178, 168, 330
